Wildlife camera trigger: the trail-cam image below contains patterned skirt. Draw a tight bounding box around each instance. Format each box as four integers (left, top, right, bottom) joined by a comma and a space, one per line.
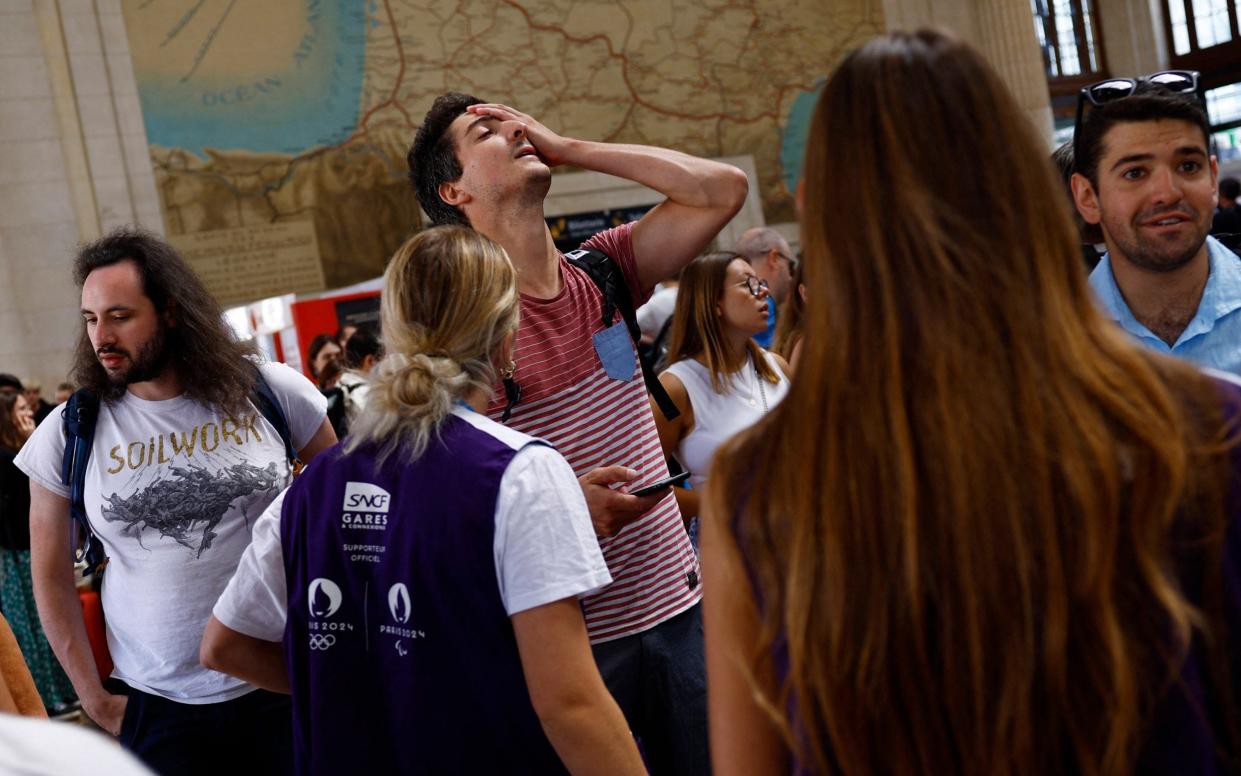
0, 549, 77, 712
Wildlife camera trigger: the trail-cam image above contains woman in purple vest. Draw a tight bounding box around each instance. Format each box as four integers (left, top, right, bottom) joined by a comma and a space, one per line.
702, 30, 1241, 776
200, 226, 645, 775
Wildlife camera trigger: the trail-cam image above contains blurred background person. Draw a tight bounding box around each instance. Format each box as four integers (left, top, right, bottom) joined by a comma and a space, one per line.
1051, 140, 1106, 269
1213, 176, 1241, 237
332, 327, 385, 437
770, 258, 806, 373
0, 392, 76, 716
734, 227, 796, 348
704, 30, 1241, 776
53, 383, 74, 407
652, 252, 790, 527
21, 381, 53, 426
0, 375, 21, 398
335, 324, 358, 350
637, 274, 679, 368
202, 226, 644, 776
306, 333, 343, 390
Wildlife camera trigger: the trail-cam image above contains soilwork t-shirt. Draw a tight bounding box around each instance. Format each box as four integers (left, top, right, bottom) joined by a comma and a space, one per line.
16, 361, 327, 703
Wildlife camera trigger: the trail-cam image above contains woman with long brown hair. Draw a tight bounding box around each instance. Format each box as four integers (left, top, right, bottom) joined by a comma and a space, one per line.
652, 252, 791, 524
703, 30, 1241, 775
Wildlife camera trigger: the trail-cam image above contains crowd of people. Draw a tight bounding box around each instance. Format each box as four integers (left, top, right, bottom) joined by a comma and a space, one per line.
0, 25, 1239, 776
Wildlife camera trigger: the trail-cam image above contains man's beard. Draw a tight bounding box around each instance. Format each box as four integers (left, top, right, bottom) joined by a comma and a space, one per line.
96, 327, 170, 400
1107, 206, 1210, 273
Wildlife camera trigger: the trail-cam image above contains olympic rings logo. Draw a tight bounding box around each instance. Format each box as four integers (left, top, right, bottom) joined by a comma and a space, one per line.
309, 634, 336, 651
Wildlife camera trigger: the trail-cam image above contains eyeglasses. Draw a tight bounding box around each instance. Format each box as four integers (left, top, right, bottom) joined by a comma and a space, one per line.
740, 277, 769, 297
1073, 70, 1202, 157
775, 252, 800, 272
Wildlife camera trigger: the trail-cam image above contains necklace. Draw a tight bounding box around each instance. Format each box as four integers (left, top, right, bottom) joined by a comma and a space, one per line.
753, 355, 769, 413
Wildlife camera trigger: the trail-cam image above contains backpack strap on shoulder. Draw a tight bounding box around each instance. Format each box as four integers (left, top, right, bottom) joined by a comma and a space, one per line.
565, 248, 681, 421
249, 364, 300, 473
60, 389, 107, 577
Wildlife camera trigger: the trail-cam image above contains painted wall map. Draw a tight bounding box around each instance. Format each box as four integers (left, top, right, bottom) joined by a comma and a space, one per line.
123, 0, 882, 303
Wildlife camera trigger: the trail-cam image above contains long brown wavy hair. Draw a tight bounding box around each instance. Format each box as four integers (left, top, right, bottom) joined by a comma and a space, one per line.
665, 252, 781, 392
708, 30, 1240, 775
71, 228, 259, 416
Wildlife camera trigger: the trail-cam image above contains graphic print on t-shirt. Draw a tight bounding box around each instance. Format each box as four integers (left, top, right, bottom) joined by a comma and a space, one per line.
98, 411, 284, 558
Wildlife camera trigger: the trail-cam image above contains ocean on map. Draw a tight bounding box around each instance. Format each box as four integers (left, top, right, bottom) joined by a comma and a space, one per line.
133, 1, 367, 157
781, 80, 825, 194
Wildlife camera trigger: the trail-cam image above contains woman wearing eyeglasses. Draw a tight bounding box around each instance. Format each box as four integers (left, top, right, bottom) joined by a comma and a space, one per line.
702, 30, 1241, 776
651, 252, 791, 526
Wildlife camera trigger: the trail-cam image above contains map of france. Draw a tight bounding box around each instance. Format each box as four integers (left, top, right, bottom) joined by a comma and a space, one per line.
122, 0, 880, 300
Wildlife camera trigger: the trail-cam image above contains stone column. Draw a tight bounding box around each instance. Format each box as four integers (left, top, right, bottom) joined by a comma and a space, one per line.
883, 0, 1055, 143
1094, 0, 1168, 77
0, 0, 163, 391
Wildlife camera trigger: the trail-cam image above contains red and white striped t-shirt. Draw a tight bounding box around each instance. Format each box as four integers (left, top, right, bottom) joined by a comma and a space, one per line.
486, 222, 702, 644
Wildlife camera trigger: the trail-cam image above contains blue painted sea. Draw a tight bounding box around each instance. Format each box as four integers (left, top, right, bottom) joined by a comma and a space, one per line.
135, 0, 368, 157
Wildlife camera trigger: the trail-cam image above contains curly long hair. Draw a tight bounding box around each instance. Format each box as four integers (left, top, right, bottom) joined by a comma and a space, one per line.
708, 30, 1240, 775
71, 228, 258, 415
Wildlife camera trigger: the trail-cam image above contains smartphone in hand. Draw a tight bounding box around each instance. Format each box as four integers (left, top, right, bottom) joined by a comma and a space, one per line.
629, 471, 691, 498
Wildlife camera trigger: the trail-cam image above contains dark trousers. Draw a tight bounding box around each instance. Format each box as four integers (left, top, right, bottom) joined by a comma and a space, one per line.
591, 603, 710, 775
116, 683, 293, 776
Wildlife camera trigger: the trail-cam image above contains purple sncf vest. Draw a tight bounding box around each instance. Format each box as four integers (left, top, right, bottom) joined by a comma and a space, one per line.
280, 412, 567, 775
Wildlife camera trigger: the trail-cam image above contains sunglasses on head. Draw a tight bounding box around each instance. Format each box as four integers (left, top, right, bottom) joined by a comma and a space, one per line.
1073, 70, 1203, 157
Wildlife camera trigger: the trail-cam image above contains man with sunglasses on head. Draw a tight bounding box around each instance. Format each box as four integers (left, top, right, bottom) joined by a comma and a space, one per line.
734, 227, 796, 348
1071, 71, 1241, 376
408, 93, 748, 774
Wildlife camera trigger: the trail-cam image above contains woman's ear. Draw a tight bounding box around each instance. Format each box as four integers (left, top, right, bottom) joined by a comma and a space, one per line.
492, 329, 517, 368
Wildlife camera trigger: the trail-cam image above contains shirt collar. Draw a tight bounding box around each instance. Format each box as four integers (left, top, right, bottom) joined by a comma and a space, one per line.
1088, 236, 1241, 346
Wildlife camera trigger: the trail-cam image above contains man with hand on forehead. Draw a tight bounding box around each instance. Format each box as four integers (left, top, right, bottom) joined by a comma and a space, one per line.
408, 94, 747, 774
1071, 71, 1241, 376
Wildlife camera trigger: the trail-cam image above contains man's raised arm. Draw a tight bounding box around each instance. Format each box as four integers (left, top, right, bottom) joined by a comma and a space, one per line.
468, 103, 749, 289
29, 482, 127, 733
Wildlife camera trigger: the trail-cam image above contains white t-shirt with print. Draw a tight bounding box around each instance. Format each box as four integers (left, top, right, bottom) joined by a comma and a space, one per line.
214, 406, 612, 642
15, 362, 327, 704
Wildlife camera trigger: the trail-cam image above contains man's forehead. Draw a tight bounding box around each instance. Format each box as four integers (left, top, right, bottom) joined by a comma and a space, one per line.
81, 261, 147, 304
1101, 118, 1208, 161
448, 111, 491, 139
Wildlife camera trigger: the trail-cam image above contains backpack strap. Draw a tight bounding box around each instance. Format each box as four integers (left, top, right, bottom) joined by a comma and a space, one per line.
60, 390, 107, 577
249, 365, 300, 472
564, 248, 681, 421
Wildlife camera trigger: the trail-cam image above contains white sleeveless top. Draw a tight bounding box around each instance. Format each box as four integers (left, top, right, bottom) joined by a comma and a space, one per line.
663, 350, 790, 491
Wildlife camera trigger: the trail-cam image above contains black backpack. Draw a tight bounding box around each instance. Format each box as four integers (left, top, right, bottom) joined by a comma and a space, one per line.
564, 249, 680, 421
60, 366, 297, 577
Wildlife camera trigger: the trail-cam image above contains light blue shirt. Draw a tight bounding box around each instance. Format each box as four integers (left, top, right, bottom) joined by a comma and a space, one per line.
753, 296, 778, 349
1088, 236, 1241, 376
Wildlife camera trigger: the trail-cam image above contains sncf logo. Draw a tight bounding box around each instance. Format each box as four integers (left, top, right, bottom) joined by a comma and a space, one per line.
388, 583, 412, 624
343, 482, 391, 512
308, 578, 343, 619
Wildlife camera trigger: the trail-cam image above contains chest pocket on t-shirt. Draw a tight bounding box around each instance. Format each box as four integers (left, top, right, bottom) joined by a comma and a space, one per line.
593, 321, 636, 382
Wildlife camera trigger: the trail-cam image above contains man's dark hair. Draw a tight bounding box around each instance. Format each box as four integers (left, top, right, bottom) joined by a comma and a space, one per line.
344, 327, 383, 369
0, 374, 22, 393
1076, 83, 1211, 187
407, 92, 483, 227
1221, 177, 1240, 201
71, 227, 258, 414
